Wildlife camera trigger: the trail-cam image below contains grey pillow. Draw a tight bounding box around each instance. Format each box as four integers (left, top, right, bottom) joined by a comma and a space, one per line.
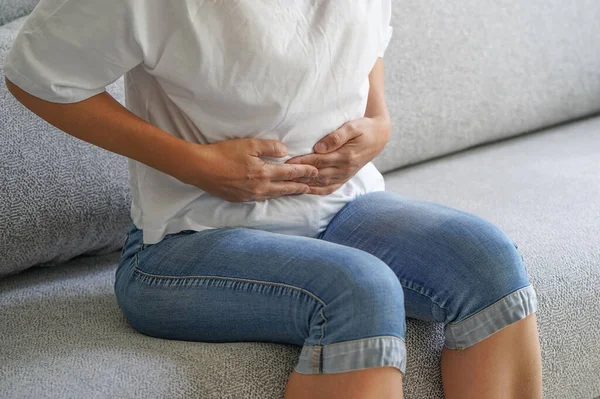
0, 0, 39, 26
0, 17, 132, 278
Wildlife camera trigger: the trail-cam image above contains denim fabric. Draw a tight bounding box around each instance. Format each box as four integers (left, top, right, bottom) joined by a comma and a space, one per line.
114, 191, 537, 375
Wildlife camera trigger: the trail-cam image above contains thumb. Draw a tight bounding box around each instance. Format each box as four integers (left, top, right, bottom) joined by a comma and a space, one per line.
314, 124, 355, 153
252, 139, 288, 158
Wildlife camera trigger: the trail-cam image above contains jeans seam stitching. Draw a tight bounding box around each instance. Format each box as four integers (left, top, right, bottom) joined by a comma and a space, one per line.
398, 278, 450, 314
319, 200, 364, 239
318, 309, 327, 346
131, 265, 328, 307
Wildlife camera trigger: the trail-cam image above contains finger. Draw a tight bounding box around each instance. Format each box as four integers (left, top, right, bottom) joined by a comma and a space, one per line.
314, 124, 359, 153
285, 152, 341, 168
307, 183, 344, 195
251, 139, 288, 157
291, 167, 340, 185
266, 182, 310, 198
267, 163, 318, 181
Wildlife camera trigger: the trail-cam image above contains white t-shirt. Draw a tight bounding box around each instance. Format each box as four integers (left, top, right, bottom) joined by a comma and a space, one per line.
4, 0, 393, 244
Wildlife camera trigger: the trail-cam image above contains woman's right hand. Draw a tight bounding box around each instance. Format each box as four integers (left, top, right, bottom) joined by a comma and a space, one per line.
2, 84, 315, 203
183, 138, 319, 202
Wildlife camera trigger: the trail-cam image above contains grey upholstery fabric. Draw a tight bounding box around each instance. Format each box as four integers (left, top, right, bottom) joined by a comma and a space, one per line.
2, 116, 599, 399
0, 0, 37, 26
0, 17, 132, 277
374, 0, 600, 173
3, 0, 600, 174
2, 1, 600, 397
384, 116, 600, 399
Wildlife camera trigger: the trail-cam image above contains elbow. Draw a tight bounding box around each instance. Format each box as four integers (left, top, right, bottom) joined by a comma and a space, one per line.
5, 76, 20, 100
5, 76, 14, 93
4, 76, 45, 117
4, 76, 40, 109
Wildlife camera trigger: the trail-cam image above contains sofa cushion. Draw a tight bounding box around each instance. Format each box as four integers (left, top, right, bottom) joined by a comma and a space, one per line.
375, 0, 600, 173
1, 117, 599, 398
0, 0, 38, 26
4, 0, 600, 177
0, 17, 132, 278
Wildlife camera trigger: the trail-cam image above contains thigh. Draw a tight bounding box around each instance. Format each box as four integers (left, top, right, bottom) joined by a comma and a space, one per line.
318, 190, 531, 326
114, 224, 406, 348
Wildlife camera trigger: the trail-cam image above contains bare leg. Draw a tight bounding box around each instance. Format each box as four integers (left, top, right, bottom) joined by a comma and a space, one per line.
284, 366, 404, 399
441, 313, 542, 399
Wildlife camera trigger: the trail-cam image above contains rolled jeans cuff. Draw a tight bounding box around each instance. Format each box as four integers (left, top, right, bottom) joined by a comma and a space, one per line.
444, 284, 538, 350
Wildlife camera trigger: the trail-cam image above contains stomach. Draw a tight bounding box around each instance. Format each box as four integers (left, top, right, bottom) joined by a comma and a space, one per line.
133, 160, 385, 244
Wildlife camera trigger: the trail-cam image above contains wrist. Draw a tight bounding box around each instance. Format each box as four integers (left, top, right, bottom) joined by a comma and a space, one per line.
176, 140, 213, 187
370, 114, 391, 148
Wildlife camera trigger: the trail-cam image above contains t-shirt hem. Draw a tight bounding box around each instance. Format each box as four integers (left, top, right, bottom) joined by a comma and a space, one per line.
139, 221, 218, 245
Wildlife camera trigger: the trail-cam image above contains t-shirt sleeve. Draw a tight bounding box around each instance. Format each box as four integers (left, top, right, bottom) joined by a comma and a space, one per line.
3, 0, 143, 103
377, 0, 393, 58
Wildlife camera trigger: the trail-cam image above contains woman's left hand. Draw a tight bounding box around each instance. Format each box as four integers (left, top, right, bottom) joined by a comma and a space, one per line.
285, 116, 391, 195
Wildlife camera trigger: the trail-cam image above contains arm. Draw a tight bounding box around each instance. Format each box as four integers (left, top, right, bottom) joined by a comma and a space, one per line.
5, 77, 199, 185
5, 77, 316, 201
312, 58, 391, 155
285, 58, 392, 194
363, 58, 392, 145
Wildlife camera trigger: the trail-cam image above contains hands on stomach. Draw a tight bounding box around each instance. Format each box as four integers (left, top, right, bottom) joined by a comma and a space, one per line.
184, 116, 390, 202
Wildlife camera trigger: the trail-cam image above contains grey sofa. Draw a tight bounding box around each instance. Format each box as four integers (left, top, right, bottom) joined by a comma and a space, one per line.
1, 1, 599, 398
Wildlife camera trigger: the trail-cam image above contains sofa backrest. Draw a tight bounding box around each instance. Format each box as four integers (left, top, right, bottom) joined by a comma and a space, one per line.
2, 0, 599, 173
0, 0, 38, 26
377, 0, 600, 173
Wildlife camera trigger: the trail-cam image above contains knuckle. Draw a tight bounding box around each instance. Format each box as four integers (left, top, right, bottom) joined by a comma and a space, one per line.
344, 149, 357, 161
342, 166, 353, 175
246, 180, 260, 193
272, 142, 284, 155
253, 186, 266, 197
255, 168, 269, 180
291, 165, 302, 179
248, 138, 260, 152
330, 132, 343, 145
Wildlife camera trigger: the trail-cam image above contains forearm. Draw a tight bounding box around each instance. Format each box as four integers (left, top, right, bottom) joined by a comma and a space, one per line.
5, 77, 198, 184
364, 58, 391, 122
364, 58, 391, 149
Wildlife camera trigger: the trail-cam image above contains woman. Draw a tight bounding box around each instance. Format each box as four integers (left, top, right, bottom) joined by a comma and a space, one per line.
4, 0, 542, 397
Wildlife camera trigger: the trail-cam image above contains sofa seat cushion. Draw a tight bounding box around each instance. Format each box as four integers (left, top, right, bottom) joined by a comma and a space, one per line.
1, 17, 132, 278
1, 116, 599, 398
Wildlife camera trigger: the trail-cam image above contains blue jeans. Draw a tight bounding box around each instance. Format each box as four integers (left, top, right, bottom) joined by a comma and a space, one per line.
114, 191, 538, 375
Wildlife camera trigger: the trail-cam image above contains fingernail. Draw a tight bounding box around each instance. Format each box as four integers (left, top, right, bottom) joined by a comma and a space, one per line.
310, 169, 318, 177
303, 187, 310, 193
315, 143, 327, 152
